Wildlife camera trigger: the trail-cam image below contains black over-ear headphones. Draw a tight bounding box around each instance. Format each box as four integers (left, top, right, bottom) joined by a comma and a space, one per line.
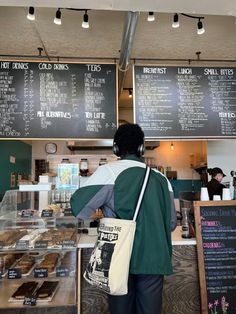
113, 142, 145, 157
137, 143, 145, 157
112, 142, 120, 156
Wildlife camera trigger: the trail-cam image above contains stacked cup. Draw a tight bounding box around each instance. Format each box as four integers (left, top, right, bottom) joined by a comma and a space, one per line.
200, 187, 209, 201
222, 188, 231, 200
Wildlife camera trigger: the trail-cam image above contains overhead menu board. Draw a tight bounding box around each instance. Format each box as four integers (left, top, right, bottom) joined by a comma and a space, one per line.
0, 61, 117, 139
134, 66, 236, 138
194, 201, 236, 314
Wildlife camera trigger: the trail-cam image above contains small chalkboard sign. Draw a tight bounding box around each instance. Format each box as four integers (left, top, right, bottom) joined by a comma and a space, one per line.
56, 267, 70, 277
23, 294, 37, 306
63, 208, 73, 216
34, 240, 48, 249
62, 240, 75, 248
194, 200, 236, 314
8, 268, 22, 279
41, 209, 53, 218
21, 210, 34, 218
15, 240, 29, 250
34, 268, 48, 278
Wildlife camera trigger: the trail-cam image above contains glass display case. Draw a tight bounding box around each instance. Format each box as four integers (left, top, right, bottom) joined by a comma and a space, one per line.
0, 189, 78, 312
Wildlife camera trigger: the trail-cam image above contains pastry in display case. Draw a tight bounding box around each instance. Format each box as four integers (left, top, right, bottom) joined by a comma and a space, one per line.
9, 280, 60, 302
11, 281, 39, 300
36, 253, 60, 273
0, 189, 78, 311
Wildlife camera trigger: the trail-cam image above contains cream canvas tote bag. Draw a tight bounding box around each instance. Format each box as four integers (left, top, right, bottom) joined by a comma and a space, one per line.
83, 166, 150, 295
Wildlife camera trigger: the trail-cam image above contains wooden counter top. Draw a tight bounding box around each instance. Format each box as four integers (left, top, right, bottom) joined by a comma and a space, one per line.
77, 225, 196, 248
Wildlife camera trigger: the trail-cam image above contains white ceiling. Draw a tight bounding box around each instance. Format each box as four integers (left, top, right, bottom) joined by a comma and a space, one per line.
1, 0, 236, 16
0, 4, 235, 110
0, 7, 235, 60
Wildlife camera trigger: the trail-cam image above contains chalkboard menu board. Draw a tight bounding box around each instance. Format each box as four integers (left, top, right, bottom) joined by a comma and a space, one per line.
194, 201, 236, 314
0, 61, 117, 139
134, 66, 236, 138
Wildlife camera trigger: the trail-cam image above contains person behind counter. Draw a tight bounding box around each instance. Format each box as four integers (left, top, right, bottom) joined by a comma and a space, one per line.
70, 123, 176, 314
206, 167, 226, 200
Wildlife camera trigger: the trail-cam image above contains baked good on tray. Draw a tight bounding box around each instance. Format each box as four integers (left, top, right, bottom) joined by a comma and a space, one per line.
60, 251, 76, 272
11, 281, 38, 299
0, 230, 28, 246
37, 253, 60, 273
36, 228, 76, 246
0, 253, 23, 273
36, 281, 59, 298
14, 254, 35, 274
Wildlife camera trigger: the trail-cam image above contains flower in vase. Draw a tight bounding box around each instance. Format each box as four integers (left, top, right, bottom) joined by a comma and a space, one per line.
221, 296, 229, 313
208, 302, 214, 313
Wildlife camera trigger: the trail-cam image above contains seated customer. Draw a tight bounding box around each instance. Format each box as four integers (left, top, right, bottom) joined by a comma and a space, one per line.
206, 167, 226, 200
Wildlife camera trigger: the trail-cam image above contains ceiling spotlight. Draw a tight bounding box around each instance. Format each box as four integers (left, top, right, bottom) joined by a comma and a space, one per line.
128, 89, 133, 98
54, 8, 62, 25
172, 13, 179, 28
82, 10, 89, 28
197, 19, 205, 35
27, 7, 35, 21
147, 12, 155, 22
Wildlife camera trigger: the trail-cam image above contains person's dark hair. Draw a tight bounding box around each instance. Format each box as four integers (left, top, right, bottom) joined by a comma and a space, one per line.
207, 167, 226, 177
113, 123, 144, 157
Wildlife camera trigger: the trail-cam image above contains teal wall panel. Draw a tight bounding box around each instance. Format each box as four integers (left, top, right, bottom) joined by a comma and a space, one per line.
170, 179, 202, 198
0, 141, 32, 198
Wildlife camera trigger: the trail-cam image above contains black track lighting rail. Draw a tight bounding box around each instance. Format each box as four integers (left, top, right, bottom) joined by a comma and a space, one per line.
0, 55, 235, 64
181, 13, 204, 20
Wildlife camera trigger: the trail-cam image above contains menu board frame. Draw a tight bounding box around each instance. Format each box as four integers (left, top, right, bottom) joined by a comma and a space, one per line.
133, 64, 236, 139
0, 60, 118, 140
194, 200, 236, 314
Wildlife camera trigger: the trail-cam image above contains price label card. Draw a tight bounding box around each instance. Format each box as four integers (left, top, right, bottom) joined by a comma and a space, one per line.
56, 267, 70, 277
34, 268, 48, 278
34, 240, 48, 249
21, 210, 33, 218
41, 209, 53, 218
23, 295, 37, 306
62, 240, 75, 248
8, 268, 22, 279
15, 240, 29, 250
63, 209, 73, 216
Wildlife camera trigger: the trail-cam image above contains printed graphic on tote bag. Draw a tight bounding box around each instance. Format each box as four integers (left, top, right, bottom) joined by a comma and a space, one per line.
84, 224, 119, 292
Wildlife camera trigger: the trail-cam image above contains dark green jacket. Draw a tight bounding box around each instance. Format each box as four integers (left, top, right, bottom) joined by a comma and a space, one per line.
71, 156, 176, 275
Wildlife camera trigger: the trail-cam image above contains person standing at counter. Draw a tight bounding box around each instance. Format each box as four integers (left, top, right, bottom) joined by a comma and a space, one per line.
71, 123, 176, 314
206, 167, 226, 200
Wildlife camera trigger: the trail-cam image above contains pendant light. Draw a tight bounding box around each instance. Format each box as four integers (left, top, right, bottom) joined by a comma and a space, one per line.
172, 13, 179, 28
54, 8, 62, 25
82, 10, 89, 28
27, 7, 35, 21
197, 19, 205, 35
147, 12, 155, 22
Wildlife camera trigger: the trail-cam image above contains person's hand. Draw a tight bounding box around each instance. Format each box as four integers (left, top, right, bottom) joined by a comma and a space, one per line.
90, 208, 104, 220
